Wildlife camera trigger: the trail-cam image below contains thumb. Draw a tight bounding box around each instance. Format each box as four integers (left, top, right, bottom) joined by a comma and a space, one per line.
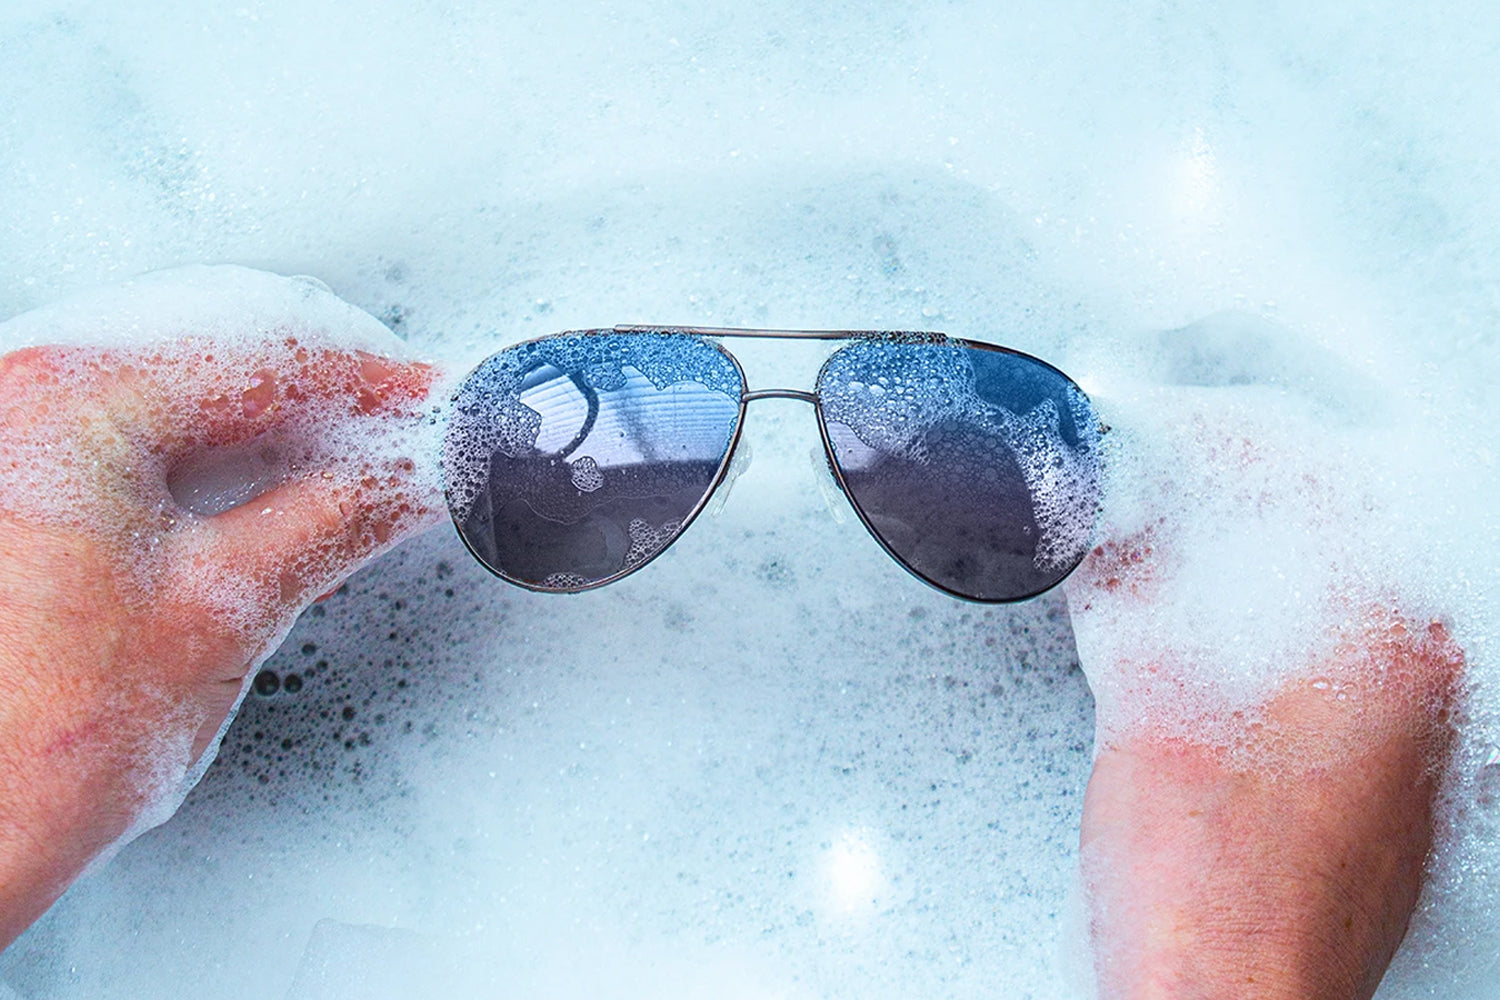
162, 352, 448, 642
193, 460, 443, 623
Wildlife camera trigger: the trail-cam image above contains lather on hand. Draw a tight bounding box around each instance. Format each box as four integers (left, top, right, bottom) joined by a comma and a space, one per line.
0, 331, 441, 950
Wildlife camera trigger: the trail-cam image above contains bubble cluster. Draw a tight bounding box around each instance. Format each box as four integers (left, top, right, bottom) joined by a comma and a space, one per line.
818, 337, 1102, 582
0, 265, 446, 858
1004, 390, 1101, 572
443, 332, 744, 524
818, 338, 976, 463
624, 516, 682, 568
568, 456, 605, 493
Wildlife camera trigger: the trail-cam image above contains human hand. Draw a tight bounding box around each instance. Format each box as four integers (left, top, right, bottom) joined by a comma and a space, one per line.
1064, 382, 1463, 999
0, 277, 443, 949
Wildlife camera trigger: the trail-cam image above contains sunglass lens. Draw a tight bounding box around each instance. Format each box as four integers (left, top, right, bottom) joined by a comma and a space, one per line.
816, 339, 1101, 602
445, 333, 745, 591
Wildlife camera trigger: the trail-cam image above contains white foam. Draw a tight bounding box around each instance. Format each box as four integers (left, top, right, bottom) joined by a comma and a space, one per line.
1066, 312, 1490, 752
0, 265, 447, 863
2, 2, 1498, 999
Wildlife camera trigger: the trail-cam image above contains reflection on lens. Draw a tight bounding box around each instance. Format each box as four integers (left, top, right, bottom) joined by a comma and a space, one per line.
816, 337, 1101, 602
445, 332, 744, 591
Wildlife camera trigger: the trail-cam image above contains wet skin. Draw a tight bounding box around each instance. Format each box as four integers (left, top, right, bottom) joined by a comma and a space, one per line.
0, 342, 439, 948
1070, 535, 1462, 999
0, 340, 1464, 997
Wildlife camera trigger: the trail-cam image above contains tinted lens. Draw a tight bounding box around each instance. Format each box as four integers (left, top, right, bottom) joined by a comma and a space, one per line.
445, 332, 745, 591
816, 338, 1101, 602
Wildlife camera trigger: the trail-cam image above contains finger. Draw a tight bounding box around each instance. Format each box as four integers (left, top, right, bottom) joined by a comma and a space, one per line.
121, 342, 434, 456
1, 340, 433, 457
182, 458, 442, 625
172, 464, 440, 756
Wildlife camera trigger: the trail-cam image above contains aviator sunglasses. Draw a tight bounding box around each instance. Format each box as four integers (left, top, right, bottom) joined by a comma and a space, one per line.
443, 326, 1102, 603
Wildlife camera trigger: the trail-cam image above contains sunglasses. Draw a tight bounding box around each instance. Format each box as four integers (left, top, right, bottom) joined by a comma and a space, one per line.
442, 325, 1102, 603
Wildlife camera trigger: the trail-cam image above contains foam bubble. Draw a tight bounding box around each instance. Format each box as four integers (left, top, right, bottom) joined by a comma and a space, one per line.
4, 2, 1500, 996
1063, 310, 1496, 853
1067, 382, 1402, 739
568, 455, 605, 493
442, 332, 743, 524
624, 516, 682, 568
0, 265, 446, 860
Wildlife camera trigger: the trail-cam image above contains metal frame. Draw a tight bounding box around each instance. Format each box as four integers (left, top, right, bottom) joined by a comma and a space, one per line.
447, 325, 1094, 603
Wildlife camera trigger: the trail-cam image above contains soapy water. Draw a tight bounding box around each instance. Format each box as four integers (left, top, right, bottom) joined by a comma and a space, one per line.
2, 0, 1499, 997
0, 267, 448, 857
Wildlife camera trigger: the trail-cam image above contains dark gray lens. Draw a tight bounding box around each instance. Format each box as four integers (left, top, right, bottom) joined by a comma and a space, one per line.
817, 338, 1101, 602
445, 333, 744, 591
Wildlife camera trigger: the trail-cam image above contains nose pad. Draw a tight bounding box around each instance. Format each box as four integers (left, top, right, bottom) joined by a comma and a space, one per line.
707, 439, 753, 517
810, 446, 847, 524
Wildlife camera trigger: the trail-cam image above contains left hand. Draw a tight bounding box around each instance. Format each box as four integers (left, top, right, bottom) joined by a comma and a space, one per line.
0, 334, 441, 949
